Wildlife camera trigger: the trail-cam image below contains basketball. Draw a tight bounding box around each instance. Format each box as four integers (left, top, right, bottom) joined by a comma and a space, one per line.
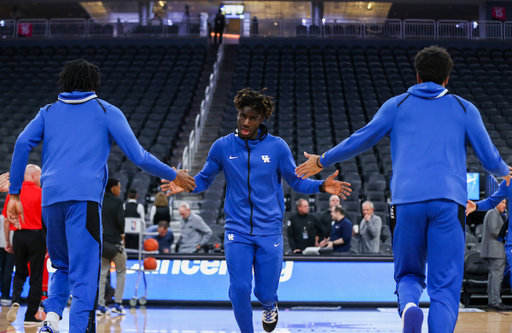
143, 238, 159, 252
143, 257, 157, 270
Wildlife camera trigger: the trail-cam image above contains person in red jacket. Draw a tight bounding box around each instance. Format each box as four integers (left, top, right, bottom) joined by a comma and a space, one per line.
2, 165, 46, 324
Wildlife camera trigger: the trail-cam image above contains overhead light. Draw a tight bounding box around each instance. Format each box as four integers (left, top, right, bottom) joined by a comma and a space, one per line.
159, 1, 164, 6
367, 2, 374, 10
302, 19, 306, 25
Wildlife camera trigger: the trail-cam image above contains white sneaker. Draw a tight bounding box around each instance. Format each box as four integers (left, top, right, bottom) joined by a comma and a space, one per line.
96, 305, 111, 316
1, 299, 12, 307
110, 303, 126, 315
38, 320, 60, 333
262, 303, 278, 332
7, 302, 20, 322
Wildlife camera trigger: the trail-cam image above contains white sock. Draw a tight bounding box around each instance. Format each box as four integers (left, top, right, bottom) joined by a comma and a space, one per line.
402, 302, 417, 325
45, 312, 60, 329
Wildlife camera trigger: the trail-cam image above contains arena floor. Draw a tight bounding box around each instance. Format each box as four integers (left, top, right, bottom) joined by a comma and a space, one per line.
0, 305, 510, 332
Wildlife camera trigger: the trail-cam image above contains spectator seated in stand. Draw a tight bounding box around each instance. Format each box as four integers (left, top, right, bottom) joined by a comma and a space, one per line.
320, 205, 352, 253
151, 221, 174, 254
176, 203, 212, 253
357, 201, 382, 254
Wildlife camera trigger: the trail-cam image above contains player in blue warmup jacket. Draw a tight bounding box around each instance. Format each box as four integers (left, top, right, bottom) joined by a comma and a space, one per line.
296, 46, 511, 333
162, 88, 351, 333
467, 180, 512, 300
5, 59, 195, 333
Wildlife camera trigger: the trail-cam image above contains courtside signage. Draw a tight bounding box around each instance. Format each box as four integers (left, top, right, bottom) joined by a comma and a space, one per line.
23, 259, 429, 302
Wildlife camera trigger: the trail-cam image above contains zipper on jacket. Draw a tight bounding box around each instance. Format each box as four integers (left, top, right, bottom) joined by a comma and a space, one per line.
245, 140, 254, 234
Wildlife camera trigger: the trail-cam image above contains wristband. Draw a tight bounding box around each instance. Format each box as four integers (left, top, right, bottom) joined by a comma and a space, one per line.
319, 181, 326, 193
316, 157, 323, 169
475, 203, 479, 211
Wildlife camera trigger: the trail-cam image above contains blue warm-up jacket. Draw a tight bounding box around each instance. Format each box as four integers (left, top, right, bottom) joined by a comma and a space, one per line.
319, 82, 509, 207
192, 125, 324, 236
9, 91, 177, 206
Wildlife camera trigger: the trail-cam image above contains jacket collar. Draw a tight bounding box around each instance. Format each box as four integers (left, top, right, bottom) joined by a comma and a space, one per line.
234, 124, 268, 150
58, 91, 98, 104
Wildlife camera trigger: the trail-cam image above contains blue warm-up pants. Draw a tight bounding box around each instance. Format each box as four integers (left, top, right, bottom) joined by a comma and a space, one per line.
391, 199, 465, 333
42, 201, 102, 333
504, 245, 512, 287
224, 230, 283, 333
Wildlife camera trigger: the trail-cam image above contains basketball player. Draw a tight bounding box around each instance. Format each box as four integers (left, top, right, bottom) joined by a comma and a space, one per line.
6, 59, 195, 333
467, 180, 512, 310
295, 46, 511, 333
162, 88, 351, 333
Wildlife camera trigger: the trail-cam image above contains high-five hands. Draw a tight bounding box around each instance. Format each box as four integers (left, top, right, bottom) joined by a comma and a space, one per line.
466, 200, 476, 217
161, 167, 194, 196
504, 166, 512, 186
0, 172, 9, 192
161, 178, 184, 196
322, 170, 352, 199
164, 167, 196, 194
6, 194, 23, 230
295, 152, 323, 179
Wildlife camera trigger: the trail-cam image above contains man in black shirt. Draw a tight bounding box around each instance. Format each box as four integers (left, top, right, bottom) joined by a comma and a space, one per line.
97, 178, 126, 316
213, 8, 225, 44
286, 198, 323, 253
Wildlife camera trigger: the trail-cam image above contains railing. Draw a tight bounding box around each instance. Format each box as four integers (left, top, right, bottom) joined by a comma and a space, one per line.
5, 17, 512, 40
470, 21, 502, 39
505, 22, 512, 39
437, 20, 469, 39
4, 17, 207, 38
403, 19, 436, 38
324, 20, 362, 38
181, 43, 225, 173
49, 18, 86, 37
363, 19, 402, 38
0, 19, 15, 38
16, 19, 48, 38
242, 18, 512, 40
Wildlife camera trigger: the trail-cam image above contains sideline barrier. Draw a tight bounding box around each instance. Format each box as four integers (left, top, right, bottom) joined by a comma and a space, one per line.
25, 257, 428, 303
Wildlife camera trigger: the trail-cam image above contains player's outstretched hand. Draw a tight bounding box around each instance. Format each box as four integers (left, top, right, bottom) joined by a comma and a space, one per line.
504, 166, 512, 186
295, 152, 323, 179
161, 179, 184, 196
466, 200, 477, 216
6, 195, 24, 230
323, 170, 351, 199
0, 172, 9, 192
173, 168, 196, 192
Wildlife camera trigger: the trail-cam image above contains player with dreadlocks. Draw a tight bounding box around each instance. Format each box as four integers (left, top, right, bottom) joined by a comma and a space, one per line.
162, 87, 352, 333
6, 59, 195, 333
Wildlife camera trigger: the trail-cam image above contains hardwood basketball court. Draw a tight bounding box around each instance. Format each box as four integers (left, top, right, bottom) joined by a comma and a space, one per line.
0, 305, 510, 333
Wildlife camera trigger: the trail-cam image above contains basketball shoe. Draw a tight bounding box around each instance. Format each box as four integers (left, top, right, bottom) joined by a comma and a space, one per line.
402, 303, 423, 333
38, 320, 60, 333
96, 305, 111, 316
7, 302, 20, 322
110, 303, 126, 315
262, 303, 278, 332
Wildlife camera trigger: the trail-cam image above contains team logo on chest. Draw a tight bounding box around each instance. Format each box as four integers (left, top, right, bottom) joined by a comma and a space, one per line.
261, 155, 270, 163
